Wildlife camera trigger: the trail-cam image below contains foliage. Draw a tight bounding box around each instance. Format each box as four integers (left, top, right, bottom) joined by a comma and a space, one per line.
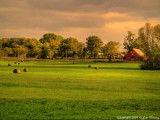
86, 36, 103, 58
60, 37, 83, 59
123, 31, 141, 51
0, 38, 42, 58
138, 23, 160, 69
25, 38, 42, 58
40, 33, 64, 43
1, 47, 13, 57
102, 41, 120, 62
0, 34, 109, 59
12, 44, 28, 58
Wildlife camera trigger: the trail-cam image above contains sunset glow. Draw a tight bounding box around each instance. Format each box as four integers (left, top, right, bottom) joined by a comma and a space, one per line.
0, 0, 160, 45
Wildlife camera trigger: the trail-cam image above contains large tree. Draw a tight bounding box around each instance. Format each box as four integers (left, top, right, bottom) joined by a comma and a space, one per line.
60, 37, 81, 59
138, 23, 160, 69
12, 44, 28, 58
77, 42, 85, 59
86, 36, 103, 58
102, 41, 120, 62
40, 33, 64, 43
48, 39, 60, 59
23, 38, 42, 58
123, 31, 141, 51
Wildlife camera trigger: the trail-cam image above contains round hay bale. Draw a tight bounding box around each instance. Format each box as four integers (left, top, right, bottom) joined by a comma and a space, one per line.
88, 65, 91, 68
23, 68, 28, 72
18, 63, 21, 65
8, 64, 11, 66
73, 62, 75, 64
21, 60, 23, 62
14, 62, 17, 64
94, 67, 99, 70
13, 69, 21, 73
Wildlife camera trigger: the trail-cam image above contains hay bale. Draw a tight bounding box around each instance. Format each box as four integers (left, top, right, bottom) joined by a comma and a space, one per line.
18, 63, 21, 65
94, 67, 99, 70
21, 60, 23, 62
8, 64, 11, 66
23, 68, 28, 72
88, 65, 91, 68
14, 62, 17, 64
13, 69, 21, 73
73, 62, 75, 64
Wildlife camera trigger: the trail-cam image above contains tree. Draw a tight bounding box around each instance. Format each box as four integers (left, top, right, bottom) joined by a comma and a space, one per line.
60, 37, 80, 59
102, 41, 120, 62
77, 42, 85, 59
48, 39, 60, 59
12, 44, 28, 58
41, 42, 50, 59
138, 23, 160, 69
40, 33, 64, 43
82, 47, 88, 58
0, 39, 2, 57
86, 36, 103, 58
123, 31, 141, 51
1, 47, 13, 57
23, 38, 42, 58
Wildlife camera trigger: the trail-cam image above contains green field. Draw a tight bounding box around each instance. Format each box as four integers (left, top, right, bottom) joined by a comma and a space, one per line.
0, 60, 160, 120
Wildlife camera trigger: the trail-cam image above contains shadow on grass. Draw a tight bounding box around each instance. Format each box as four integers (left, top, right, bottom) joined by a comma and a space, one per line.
16, 66, 140, 70
0, 64, 140, 71
100, 67, 140, 70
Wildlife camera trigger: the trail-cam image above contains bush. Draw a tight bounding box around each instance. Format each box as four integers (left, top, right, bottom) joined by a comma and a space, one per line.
140, 63, 160, 70
73, 55, 79, 60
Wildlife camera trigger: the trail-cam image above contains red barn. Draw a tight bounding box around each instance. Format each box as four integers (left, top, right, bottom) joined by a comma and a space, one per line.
126, 49, 144, 61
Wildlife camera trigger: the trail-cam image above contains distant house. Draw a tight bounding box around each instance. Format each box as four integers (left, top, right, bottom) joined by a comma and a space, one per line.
125, 49, 145, 61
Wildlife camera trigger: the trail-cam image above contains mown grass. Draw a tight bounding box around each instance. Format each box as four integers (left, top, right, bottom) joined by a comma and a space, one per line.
0, 60, 160, 119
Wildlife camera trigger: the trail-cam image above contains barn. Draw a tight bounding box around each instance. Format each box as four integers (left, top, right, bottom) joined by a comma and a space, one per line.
125, 49, 144, 61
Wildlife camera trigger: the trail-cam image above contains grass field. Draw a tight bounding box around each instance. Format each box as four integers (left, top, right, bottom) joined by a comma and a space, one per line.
0, 60, 160, 120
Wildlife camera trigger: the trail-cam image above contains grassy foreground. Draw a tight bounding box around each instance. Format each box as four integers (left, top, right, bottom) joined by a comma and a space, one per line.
0, 60, 160, 119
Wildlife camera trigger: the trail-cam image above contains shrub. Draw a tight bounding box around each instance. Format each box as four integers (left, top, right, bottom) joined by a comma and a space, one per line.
73, 55, 79, 60
140, 63, 160, 70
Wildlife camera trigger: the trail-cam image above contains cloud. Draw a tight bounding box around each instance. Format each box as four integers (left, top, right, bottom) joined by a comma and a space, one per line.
0, 0, 160, 49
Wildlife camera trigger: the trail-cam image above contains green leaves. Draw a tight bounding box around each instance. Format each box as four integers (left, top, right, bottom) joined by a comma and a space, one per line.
86, 36, 103, 58
102, 41, 120, 62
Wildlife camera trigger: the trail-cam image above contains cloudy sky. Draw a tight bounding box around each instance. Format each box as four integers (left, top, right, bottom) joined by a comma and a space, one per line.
0, 0, 160, 46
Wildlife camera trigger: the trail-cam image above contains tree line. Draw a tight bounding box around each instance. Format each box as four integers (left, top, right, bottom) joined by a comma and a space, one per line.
0, 33, 120, 61
0, 23, 160, 69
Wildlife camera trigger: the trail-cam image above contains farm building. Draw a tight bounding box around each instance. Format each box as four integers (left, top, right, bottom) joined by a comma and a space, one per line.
125, 49, 145, 61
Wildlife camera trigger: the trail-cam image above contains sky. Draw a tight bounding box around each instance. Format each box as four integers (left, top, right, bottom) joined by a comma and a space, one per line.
0, 0, 160, 47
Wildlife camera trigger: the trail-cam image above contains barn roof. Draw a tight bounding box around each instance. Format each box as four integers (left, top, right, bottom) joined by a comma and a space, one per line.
133, 48, 144, 56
